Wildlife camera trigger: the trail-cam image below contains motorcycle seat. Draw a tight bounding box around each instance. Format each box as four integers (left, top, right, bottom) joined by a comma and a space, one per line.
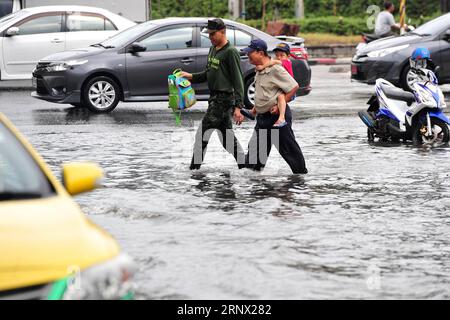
380, 83, 416, 105
363, 33, 379, 41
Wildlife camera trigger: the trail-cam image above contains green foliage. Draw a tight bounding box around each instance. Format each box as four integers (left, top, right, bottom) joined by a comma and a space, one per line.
240, 15, 440, 36
148, 0, 443, 35
240, 16, 370, 35
149, 0, 441, 21
288, 16, 370, 35
302, 0, 441, 18
150, 0, 228, 19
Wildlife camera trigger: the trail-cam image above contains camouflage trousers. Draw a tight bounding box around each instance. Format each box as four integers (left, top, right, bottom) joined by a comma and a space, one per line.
190, 93, 246, 169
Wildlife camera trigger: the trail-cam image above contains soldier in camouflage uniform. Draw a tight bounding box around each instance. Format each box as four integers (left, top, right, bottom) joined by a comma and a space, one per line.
181, 18, 246, 170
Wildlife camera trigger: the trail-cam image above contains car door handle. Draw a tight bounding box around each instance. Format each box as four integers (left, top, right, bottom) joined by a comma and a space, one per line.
51, 39, 64, 44
181, 58, 194, 64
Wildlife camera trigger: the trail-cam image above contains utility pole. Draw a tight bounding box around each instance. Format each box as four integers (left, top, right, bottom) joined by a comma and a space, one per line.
149, 0, 152, 20
295, 0, 305, 19
229, 0, 239, 19
399, 0, 406, 34
262, 0, 266, 31
441, 0, 450, 12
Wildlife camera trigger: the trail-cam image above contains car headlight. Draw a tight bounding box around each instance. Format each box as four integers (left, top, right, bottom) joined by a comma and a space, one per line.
367, 44, 409, 58
49, 254, 137, 300
46, 60, 89, 72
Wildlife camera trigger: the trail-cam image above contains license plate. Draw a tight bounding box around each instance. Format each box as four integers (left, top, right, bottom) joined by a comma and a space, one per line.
351, 64, 358, 75
32, 77, 37, 88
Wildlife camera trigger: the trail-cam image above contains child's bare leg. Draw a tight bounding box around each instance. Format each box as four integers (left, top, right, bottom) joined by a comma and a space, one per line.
251, 107, 257, 115
274, 94, 286, 125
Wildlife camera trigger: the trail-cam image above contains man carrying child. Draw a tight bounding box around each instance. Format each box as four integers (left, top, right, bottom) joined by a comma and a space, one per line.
242, 42, 295, 128
241, 39, 308, 174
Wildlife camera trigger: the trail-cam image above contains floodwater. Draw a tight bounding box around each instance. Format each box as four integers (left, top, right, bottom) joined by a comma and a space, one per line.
1, 66, 449, 299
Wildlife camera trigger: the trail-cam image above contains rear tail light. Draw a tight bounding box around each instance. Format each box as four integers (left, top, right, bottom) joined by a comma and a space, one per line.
290, 47, 309, 60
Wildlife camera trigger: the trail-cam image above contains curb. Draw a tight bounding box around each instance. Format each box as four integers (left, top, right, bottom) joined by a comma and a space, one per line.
309, 57, 352, 66
0, 80, 33, 91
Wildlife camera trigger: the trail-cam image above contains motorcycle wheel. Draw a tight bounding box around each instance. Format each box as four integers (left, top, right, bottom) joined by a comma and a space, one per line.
412, 117, 450, 146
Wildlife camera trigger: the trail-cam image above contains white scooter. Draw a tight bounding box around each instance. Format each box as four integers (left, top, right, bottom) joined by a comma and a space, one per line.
358, 68, 450, 145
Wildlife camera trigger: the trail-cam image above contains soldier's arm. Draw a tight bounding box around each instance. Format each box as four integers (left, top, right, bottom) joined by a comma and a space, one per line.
229, 49, 245, 108
190, 47, 212, 83
191, 70, 207, 83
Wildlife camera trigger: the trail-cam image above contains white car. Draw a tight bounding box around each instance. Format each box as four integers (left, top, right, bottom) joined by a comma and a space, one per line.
0, 6, 136, 80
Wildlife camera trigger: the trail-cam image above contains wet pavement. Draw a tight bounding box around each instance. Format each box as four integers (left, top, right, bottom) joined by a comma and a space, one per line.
1, 66, 450, 299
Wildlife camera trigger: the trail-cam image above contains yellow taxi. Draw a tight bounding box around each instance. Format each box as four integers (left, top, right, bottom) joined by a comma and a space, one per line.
0, 112, 135, 300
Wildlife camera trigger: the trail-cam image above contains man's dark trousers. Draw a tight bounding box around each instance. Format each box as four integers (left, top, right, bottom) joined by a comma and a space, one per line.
190, 93, 246, 169
245, 105, 307, 174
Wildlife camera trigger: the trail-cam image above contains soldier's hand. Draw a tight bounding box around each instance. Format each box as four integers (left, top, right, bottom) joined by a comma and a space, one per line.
180, 71, 193, 80
234, 108, 244, 125
270, 105, 280, 115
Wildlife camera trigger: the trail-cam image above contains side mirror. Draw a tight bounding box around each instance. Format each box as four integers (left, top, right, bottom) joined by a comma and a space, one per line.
62, 162, 103, 196
6, 27, 19, 37
128, 42, 146, 53
444, 29, 450, 41
239, 51, 249, 60
434, 65, 441, 75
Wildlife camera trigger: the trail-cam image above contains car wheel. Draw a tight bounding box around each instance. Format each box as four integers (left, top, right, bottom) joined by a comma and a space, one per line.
82, 76, 120, 113
244, 76, 256, 109
401, 65, 419, 92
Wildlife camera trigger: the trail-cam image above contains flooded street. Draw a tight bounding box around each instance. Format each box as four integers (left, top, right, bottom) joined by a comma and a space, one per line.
1, 66, 450, 299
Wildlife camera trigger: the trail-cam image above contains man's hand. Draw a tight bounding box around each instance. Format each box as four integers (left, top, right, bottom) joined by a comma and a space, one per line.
180, 71, 193, 80
270, 105, 280, 115
233, 107, 244, 125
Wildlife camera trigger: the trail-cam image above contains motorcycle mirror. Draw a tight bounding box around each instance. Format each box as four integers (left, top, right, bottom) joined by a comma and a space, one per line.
433, 66, 441, 81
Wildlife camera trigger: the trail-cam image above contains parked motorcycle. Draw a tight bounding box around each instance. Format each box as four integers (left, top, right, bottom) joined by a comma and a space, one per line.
358, 68, 450, 146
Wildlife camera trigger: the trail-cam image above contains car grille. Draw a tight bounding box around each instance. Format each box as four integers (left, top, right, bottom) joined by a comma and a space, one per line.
34, 76, 49, 95
0, 283, 49, 300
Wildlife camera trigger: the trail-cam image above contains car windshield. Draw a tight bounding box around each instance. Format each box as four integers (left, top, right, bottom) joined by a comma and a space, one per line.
0, 121, 55, 201
409, 13, 450, 36
100, 21, 154, 48
0, 10, 27, 26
